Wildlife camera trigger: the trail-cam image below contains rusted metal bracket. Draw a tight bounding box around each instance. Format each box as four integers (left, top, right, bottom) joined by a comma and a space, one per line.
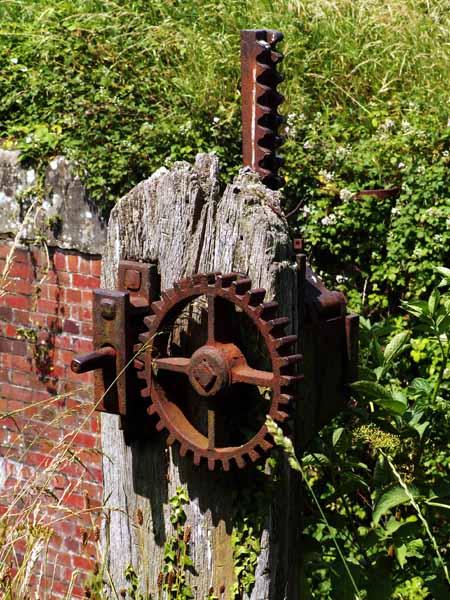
295, 249, 359, 437
71, 260, 160, 440
241, 29, 285, 190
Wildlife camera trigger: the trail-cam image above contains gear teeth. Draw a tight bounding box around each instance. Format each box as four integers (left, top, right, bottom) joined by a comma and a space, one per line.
193, 453, 201, 466
264, 316, 289, 333
207, 457, 216, 471
243, 288, 266, 306
155, 419, 165, 432
234, 455, 246, 469
216, 273, 239, 288
247, 449, 260, 462
221, 458, 230, 472
175, 277, 193, 290
139, 329, 151, 341
270, 50, 283, 64
141, 386, 151, 398
281, 374, 304, 387
179, 444, 188, 457
161, 289, 176, 303
258, 438, 273, 452
274, 410, 289, 422
255, 301, 278, 320
147, 403, 157, 415
143, 315, 155, 329
273, 334, 297, 350
167, 433, 176, 445
275, 354, 302, 368
134, 357, 144, 367
137, 370, 147, 381
231, 278, 252, 295
279, 393, 293, 406
150, 300, 165, 316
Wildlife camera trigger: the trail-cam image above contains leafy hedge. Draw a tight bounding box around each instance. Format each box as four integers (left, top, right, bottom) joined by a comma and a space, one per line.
1, 0, 449, 311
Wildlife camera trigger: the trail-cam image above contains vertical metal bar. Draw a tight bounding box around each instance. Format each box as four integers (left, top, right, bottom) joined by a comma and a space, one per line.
240, 29, 285, 190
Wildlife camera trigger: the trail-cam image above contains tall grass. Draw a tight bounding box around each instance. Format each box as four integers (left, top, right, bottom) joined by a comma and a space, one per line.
0, 0, 449, 212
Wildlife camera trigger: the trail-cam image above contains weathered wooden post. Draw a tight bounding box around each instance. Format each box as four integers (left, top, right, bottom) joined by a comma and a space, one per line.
72, 30, 357, 599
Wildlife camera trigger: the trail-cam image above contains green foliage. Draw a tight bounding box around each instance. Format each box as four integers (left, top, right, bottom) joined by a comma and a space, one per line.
230, 466, 273, 598
1, 0, 449, 307
280, 269, 450, 599
159, 487, 194, 600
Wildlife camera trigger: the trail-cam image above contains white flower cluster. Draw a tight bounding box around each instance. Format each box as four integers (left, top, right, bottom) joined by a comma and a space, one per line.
339, 188, 353, 201
321, 213, 337, 226
335, 274, 348, 284
336, 145, 351, 159
319, 169, 335, 182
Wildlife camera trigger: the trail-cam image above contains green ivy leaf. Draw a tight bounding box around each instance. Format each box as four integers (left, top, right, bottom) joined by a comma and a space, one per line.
350, 380, 393, 401
373, 484, 419, 525
383, 331, 410, 365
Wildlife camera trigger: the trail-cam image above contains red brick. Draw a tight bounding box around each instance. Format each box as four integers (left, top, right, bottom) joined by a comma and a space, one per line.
62, 493, 86, 510
53, 251, 66, 272
36, 299, 59, 315
5, 324, 17, 338
12, 309, 30, 325
80, 323, 93, 338
58, 518, 77, 537
10, 279, 32, 295
5, 295, 30, 310
41, 284, 62, 302
30, 247, 47, 267
81, 289, 93, 305
73, 338, 93, 353
67, 254, 80, 273
11, 248, 29, 264
54, 335, 73, 350
1, 354, 31, 371
0, 306, 12, 321
26, 451, 53, 468
79, 257, 92, 275
43, 269, 58, 285
72, 274, 98, 289
90, 260, 101, 278
10, 338, 28, 356
0, 244, 12, 259
31, 390, 52, 405
63, 319, 80, 335
72, 554, 94, 571
57, 272, 71, 287
11, 370, 34, 388
71, 586, 86, 599
8, 262, 33, 279
65, 288, 82, 303
72, 432, 97, 449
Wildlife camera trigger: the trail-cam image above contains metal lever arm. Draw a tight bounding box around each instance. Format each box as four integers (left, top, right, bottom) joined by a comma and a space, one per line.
71, 346, 116, 374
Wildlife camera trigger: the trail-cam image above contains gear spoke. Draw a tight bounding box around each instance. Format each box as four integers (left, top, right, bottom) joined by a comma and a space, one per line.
154, 357, 190, 374
207, 294, 215, 343
207, 409, 216, 450
231, 364, 274, 387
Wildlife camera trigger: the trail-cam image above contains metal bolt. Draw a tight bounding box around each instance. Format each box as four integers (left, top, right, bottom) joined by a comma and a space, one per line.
100, 298, 116, 320
124, 268, 141, 291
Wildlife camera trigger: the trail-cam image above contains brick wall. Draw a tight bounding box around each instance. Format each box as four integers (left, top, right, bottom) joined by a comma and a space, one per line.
0, 240, 103, 598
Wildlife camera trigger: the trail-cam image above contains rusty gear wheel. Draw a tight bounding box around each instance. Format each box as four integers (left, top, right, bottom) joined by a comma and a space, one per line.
136, 272, 301, 470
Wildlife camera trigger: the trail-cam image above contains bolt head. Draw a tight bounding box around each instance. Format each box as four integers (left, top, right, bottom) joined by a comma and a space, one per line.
100, 298, 116, 320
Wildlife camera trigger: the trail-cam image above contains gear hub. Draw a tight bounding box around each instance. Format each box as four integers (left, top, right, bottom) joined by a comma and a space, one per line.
136, 272, 302, 470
